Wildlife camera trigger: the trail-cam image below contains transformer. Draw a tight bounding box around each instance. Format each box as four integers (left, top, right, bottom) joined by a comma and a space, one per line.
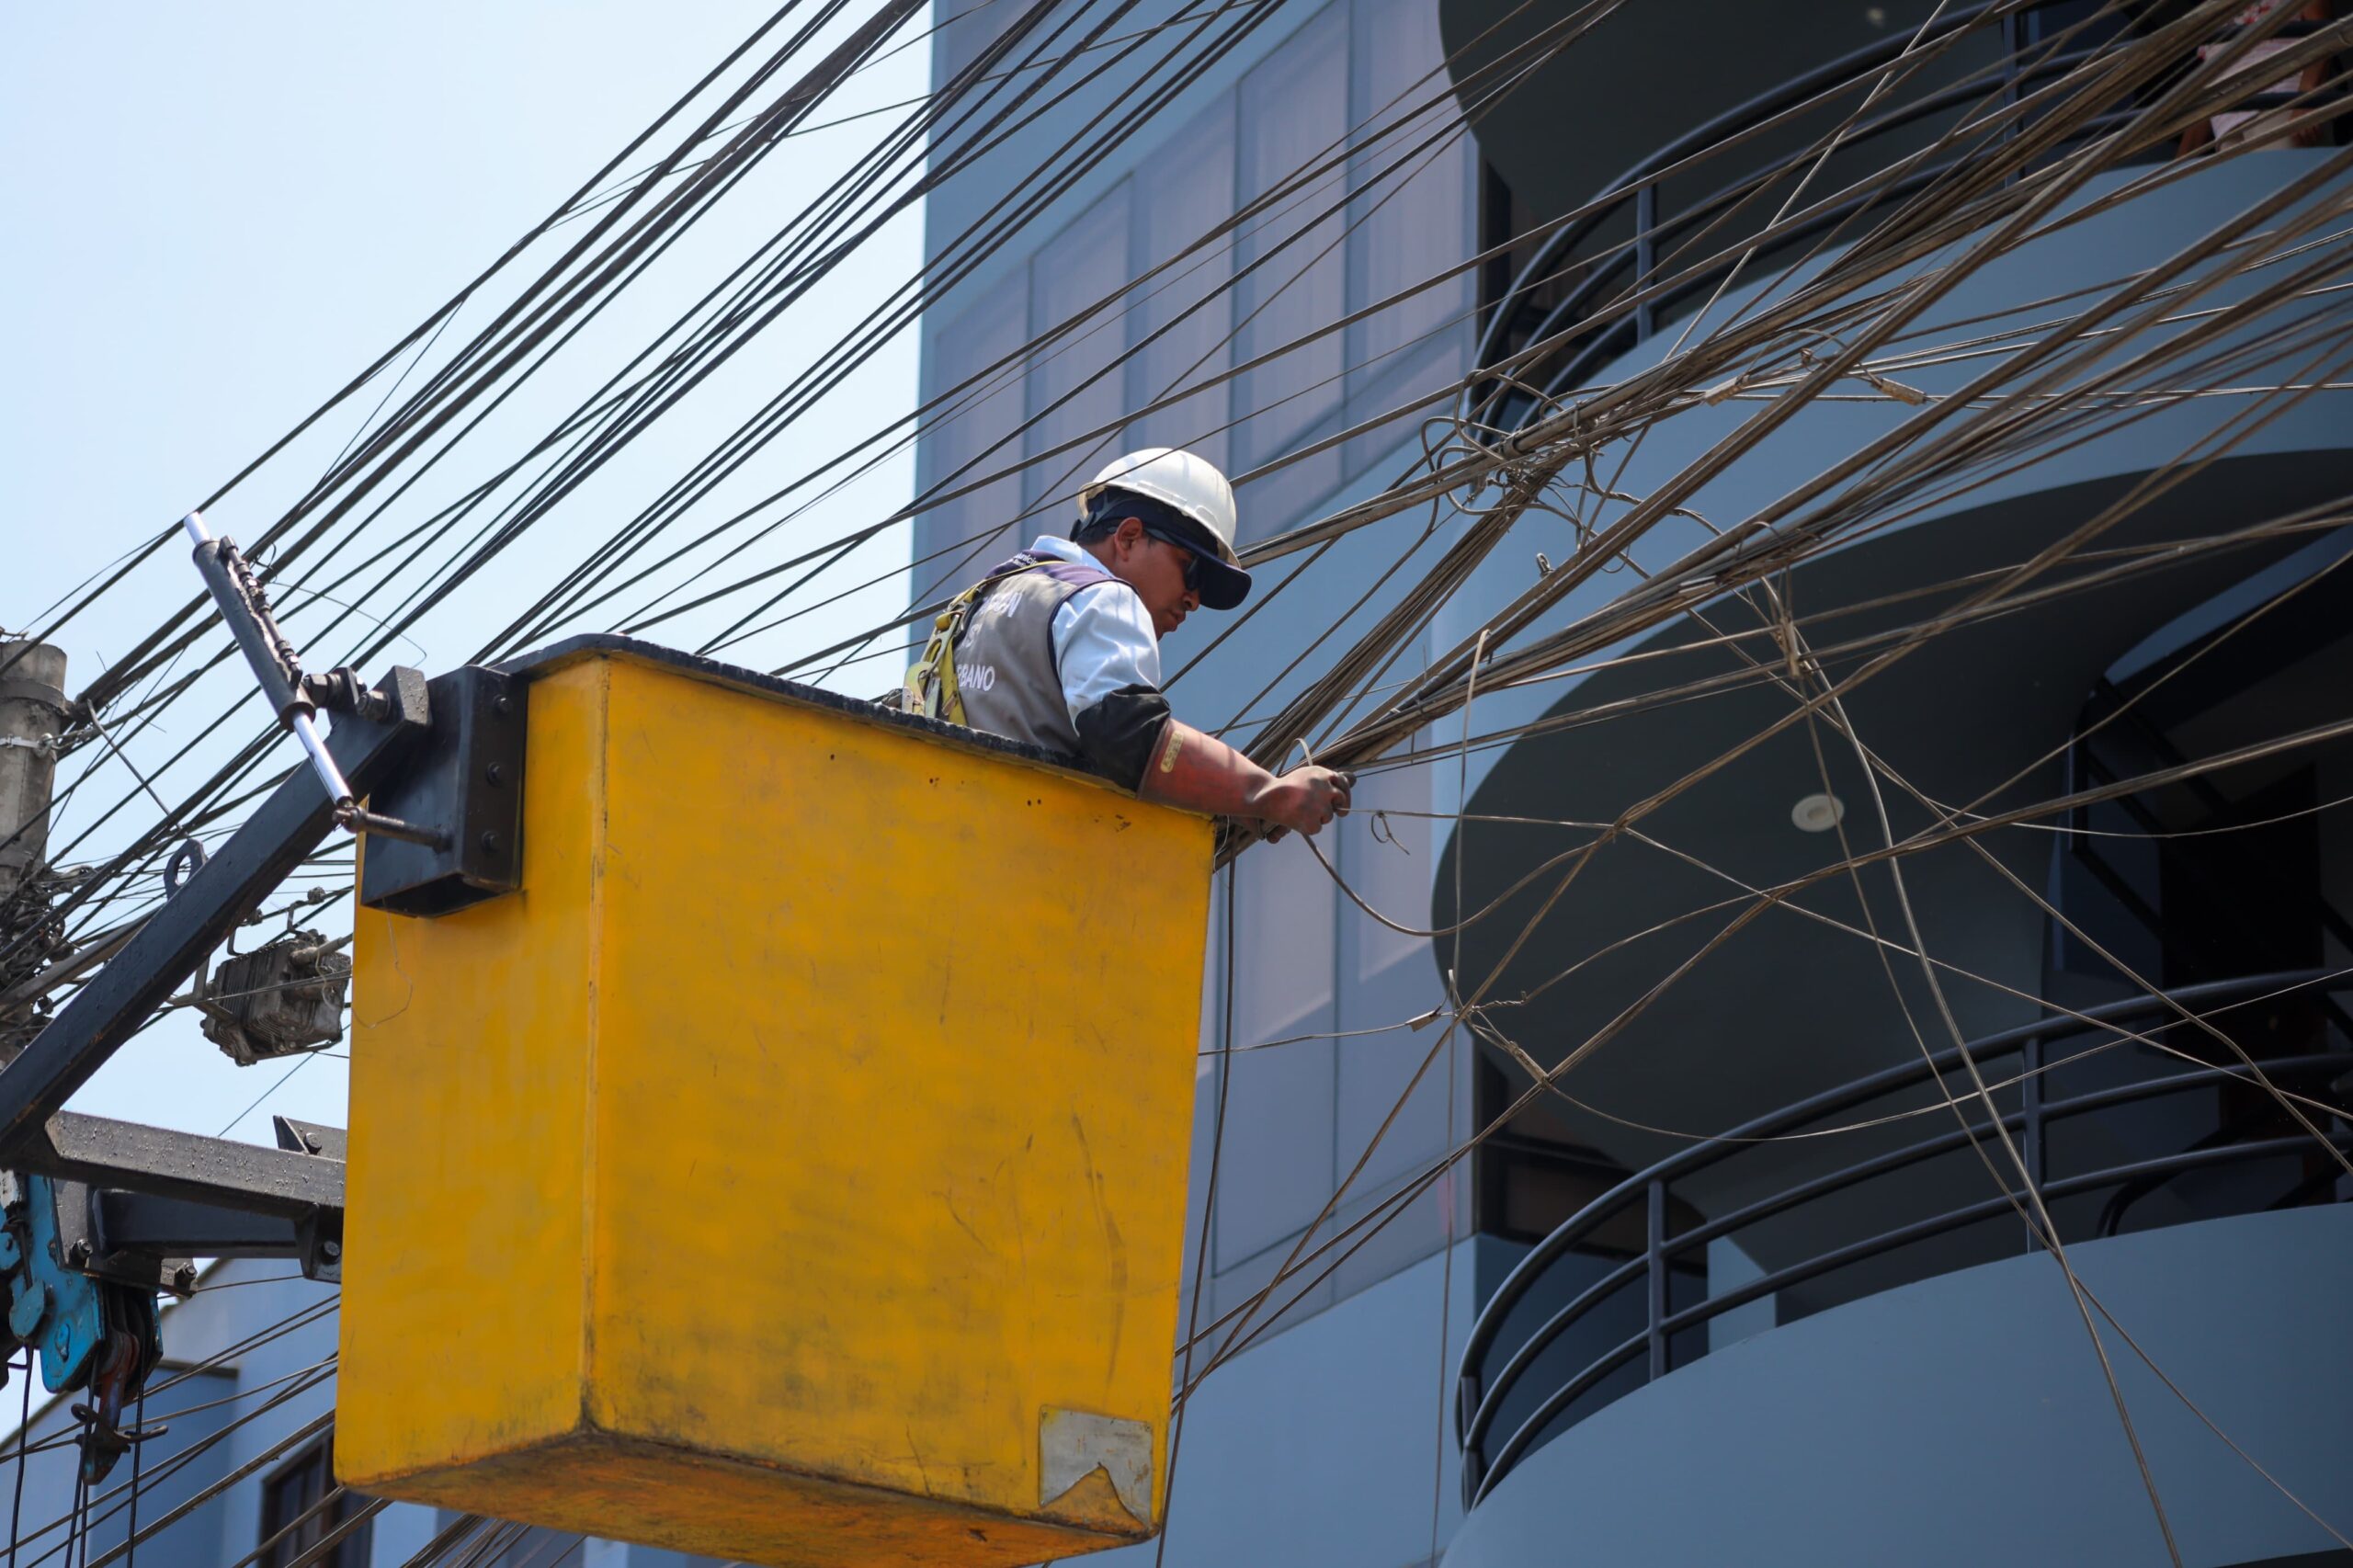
198, 930, 350, 1065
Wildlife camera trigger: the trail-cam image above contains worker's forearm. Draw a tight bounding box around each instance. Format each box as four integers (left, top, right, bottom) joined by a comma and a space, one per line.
1137, 722, 1353, 835
1135, 720, 1279, 817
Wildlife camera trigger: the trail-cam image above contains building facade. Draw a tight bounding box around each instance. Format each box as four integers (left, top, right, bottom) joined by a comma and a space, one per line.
916, 0, 2353, 1563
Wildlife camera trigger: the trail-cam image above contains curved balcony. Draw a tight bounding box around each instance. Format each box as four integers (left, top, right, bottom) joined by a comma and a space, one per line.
1454, 969, 2353, 1507
1455, 0, 2326, 427
1445, 1199, 2353, 1567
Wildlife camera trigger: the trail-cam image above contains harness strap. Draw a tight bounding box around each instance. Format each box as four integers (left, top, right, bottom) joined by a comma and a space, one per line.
903, 558, 1046, 724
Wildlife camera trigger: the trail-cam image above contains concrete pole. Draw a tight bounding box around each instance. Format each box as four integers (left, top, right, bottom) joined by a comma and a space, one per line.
0, 641, 68, 1060
0, 641, 67, 910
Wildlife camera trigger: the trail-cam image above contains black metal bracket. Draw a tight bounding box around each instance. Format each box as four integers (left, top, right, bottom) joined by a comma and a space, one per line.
300, 666, 393, 724
51, 1178, 188, 1296
86, 1192, 339, 1288
275, 1114, 344, 1283
358, 665, 526, 916
273, 1115, 345, 1162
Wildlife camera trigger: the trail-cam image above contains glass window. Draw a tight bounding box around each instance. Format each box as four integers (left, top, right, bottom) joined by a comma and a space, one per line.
937, 0, 1029, 99
1232, 4, 1350, 536
1218, 832, 1339, 1267
1343, 755, 1432, 984
1219, 833, 1337, 1266
1232, 830, 1336, 1045
1215, 1026, 1338, 1268
258, 1437, 371, 1568
918, 269, 1029, 589
1335, 744, 1447, 1199
1347, 0, 1473, 428
1347, 0, 1472, 372
1128, 97, 1237, 474
1026, 178, 1135, 513
1336, 995, 1454, 1203
1219, 832, 1338, 1267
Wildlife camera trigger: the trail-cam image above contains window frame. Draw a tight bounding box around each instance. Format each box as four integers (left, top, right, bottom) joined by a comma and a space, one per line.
256, 1435, 372, 1568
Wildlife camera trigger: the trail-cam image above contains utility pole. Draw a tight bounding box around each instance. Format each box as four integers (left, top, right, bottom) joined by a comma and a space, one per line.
0, 639, 68, 1062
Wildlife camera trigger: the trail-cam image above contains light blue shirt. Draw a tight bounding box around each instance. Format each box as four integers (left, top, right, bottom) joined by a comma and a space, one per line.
1027, 534, 1163, 727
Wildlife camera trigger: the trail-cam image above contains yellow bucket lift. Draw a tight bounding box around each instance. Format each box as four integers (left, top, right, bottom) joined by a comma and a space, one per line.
338, 639, 1210, 1567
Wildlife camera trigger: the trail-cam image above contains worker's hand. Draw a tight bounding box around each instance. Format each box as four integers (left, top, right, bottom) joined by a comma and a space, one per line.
1249, 766, 1353, 836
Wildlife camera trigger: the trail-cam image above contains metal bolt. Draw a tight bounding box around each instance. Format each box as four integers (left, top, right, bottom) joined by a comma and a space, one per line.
64, 1241, 89, 1267
172, 1265, 199, 1292
485, 762, 506, 785
479, 831, 501, 853
321, 1240, 342, 1260
493, 696, 514, 718
303, 1133, 322, 1153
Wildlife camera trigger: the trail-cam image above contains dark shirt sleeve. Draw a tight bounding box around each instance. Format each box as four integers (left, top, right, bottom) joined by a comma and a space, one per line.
1073, 683, 1173, 790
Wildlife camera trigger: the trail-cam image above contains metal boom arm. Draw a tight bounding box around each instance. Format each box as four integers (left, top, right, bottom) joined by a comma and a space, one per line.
0, 668, 427, 1173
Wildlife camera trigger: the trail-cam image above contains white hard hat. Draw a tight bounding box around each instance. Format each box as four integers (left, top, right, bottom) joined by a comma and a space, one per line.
1077, 448, 1250, 608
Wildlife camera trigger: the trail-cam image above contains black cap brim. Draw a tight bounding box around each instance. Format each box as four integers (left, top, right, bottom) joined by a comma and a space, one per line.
1193, 551, 1251, 610
1154, 514, 1251, 609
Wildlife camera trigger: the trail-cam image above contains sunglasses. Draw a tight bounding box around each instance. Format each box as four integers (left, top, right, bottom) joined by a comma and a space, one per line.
1141, 524, 1208, 592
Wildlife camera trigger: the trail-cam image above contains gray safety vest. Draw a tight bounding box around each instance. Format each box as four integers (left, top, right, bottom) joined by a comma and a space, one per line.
951, 552, 1124, 755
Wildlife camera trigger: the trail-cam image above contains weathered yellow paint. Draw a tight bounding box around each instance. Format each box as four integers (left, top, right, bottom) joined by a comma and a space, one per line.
341, 645, 1211, 1567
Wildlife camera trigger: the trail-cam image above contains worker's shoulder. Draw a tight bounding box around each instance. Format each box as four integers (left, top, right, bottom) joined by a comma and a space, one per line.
975, 548, 1107, 597
1059, 570, 1149, 623
1007, 553, 1136, 612
1017, 551, 1120, 592
996, 544, 1147, 631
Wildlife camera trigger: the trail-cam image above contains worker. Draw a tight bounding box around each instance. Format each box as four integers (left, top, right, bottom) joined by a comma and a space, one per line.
904, 447, 1353, 835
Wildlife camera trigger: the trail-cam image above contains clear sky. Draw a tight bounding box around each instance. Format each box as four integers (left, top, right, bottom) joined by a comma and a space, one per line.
2, 6, 927, 1142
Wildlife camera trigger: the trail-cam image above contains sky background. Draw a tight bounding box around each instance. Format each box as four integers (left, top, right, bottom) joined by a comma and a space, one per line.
2, 6, 927, 1142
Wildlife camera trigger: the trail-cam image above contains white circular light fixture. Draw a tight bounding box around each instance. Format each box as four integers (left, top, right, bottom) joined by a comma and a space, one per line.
1790, 792, 1846, 833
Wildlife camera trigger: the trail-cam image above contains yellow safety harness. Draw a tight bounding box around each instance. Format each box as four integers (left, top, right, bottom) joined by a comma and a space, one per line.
902, 561, 1038, 724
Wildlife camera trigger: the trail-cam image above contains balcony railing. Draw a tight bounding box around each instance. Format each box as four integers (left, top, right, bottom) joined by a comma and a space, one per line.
1466, 1, 2204, 427
1452, 970, 2353, 1507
